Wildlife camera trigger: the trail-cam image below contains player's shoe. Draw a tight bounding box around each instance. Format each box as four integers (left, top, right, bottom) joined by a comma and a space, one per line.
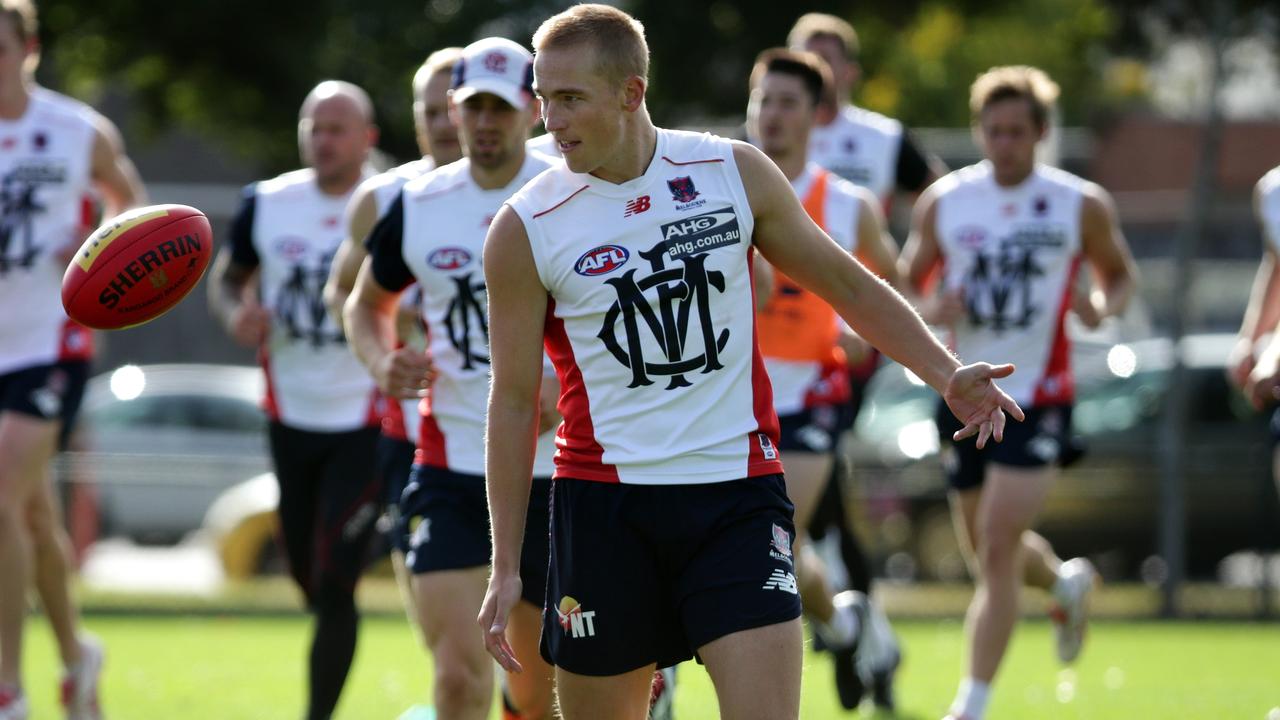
0, 686, 28, 720
855, 598, 901, 711
61, 635, 103, 720
829, 590, 868, 710
1050, 557, 1096, 664
648, 666, 676, 720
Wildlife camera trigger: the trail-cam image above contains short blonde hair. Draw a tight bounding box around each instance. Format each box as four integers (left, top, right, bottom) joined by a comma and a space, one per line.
532, 3, 648, 85
413, 47, 462, 101
787, 13, 859, 60
970, 65, 1060, 128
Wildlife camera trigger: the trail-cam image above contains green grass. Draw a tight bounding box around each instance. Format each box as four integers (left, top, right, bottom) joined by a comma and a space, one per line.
15, 615, 1280, 719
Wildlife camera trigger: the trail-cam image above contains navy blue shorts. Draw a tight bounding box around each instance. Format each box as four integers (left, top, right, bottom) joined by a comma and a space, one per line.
934, 402, 1074, 491
402, 465, 551, 607
375, 435, 416, 553
777, 406, 838, 454
541, 474, 803, 676
0, 360, 90, 446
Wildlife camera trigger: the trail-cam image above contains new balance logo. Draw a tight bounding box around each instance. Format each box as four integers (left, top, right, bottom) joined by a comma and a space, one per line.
624, 195, 651, 217
762, 569, 798, 594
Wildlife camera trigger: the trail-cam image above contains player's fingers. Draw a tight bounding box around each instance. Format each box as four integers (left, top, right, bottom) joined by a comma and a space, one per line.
991, 408, 1006, 443
952, 423, 978, 442
1000, 393, 1026, 422
976, 421, 992, 450
984, 362, 1016, 379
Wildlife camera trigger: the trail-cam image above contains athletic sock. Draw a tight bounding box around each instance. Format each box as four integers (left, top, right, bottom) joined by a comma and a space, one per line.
951, 677, 990, 720
820, 598, 861, 648
1051, 569, 1072, 605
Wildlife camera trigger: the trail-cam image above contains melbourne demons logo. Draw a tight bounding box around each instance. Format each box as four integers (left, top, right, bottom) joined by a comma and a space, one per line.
667, 176, 699, 204
598, 241, 729, 391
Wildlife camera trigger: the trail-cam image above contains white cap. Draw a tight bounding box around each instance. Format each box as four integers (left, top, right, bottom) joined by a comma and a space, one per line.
451, 37, 534, 110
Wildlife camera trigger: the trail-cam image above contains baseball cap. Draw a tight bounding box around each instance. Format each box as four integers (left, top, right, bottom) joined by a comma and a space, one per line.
451, 37, 534, 110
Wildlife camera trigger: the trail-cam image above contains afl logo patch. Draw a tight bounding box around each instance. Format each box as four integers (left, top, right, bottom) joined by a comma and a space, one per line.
428, 247, 473, 270
274, 237, 309, 261
575, 245, 630, 276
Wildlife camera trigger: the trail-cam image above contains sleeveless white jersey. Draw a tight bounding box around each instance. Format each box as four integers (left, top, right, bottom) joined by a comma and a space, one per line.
764, 163, 862, 415
1258, 166, 1280, 253
252, 168, 378, 432
0, 88, 96, 375
507, 129, 783, 485
808, 104, 903, 204
359, 157, 436, 442
934, 161, 1085, 407
397, 153, 558, 477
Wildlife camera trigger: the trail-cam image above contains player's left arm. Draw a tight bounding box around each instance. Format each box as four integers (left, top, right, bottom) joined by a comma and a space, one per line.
1074, 183, 1139, 329
88, 112, 147, 216
852, 190, 901, 288
735, 141, 1022, 447
325, 185, 378, 331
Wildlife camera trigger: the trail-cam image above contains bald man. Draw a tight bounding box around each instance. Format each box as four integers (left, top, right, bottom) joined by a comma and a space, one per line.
208, 79, 381, 720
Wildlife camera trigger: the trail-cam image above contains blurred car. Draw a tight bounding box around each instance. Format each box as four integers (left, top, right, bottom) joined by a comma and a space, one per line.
844, 333, 1280, 581
57, 364, 270, 544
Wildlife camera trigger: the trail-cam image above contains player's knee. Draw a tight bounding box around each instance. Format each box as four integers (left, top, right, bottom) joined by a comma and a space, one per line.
976, 529, 1019, 572
434, 659, 489, 709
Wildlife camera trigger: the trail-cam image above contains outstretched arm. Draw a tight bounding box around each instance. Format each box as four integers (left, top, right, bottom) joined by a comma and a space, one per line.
736, 141, 1023, 446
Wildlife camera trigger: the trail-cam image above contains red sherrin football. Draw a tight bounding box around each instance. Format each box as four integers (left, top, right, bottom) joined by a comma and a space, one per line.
61, 204, 213, 330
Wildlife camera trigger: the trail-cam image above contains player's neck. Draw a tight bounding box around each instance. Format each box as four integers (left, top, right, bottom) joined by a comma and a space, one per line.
992, 163, 1035, 188
315, 168, 363, 196
0, 79, 31, 120
470, 148, 525, 191
590, 116, 657, 185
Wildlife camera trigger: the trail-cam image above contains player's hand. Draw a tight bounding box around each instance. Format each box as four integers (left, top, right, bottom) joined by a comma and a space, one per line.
1227, 336, 1256, 389
836, 327, 872, 367
478, 570, 525, 673
942, 362, 1025, 449
1072, 284, 1103, 329
229, 301, 271, 347
375, 348, 436, 400
922, 288, 965, 327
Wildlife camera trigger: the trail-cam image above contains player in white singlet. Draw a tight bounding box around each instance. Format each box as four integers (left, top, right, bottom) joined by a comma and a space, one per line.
208, 81, 380, 720
745, 47, 902, 711
0, 3, 145, 718
477, 7, 1023, 719
788, 12, 946, 208
1235, 167, 1280, 521
321, 48, 462, 666
900, 66, 1137, 720
346, 38, 561, 720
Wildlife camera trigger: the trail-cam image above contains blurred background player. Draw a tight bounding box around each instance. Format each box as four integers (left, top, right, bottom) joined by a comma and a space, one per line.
207, 80, 381, 720
322, 45, 462, 654
744, 47, 902, 711
1237, 166, 1280, 503
345, 38, 560, 720
787, 16, 948, 703
899, 65, 1137, 720
0, 1, 145, 718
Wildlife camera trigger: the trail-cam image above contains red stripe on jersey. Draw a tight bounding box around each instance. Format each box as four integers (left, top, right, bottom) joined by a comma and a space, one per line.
363, 389, 382, 429
380, 391, 408, 441
1033, 256, 1081, 406
532, 186, 590, 219
746, 247, 784, 477
56, 319, 94, 361
257, 346, 280, 422
415, 392, 448, 468
660, 156, 724, 166
543, 299, 619, 483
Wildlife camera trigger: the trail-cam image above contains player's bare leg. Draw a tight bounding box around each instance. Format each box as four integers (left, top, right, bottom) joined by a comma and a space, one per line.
951, 487, 1061, 592
783, 452, 842, 627
26, 466, 84, 667
0, 413, 60, 691
506, 599, 556, 720
699, 618, 803, 720
554, 663, 655, 720
414, 568, 494, 720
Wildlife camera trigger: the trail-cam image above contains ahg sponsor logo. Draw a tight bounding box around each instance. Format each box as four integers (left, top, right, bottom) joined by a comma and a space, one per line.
660, 208, 741, 260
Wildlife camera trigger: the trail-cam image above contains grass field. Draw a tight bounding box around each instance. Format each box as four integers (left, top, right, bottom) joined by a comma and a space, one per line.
15, 614, 1280, 719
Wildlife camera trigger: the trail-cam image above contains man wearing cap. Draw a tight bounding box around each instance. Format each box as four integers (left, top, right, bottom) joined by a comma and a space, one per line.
345, 37, 559, 720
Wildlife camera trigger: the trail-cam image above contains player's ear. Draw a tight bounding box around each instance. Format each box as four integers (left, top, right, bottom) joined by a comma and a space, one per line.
367, 123, 380, 150
621, 75, 645, 113
447, 91, 460, 126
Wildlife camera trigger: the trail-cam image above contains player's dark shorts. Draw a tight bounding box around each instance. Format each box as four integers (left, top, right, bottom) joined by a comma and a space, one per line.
541, 473, 803, 676
777, 405, 839, 454
934, 402, 1074, 491
1270, 407, 1280, 443
268, 422, 383, 602
375, 435, 416, 554
0, 360, 91, 445
402, 465, 552, 607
